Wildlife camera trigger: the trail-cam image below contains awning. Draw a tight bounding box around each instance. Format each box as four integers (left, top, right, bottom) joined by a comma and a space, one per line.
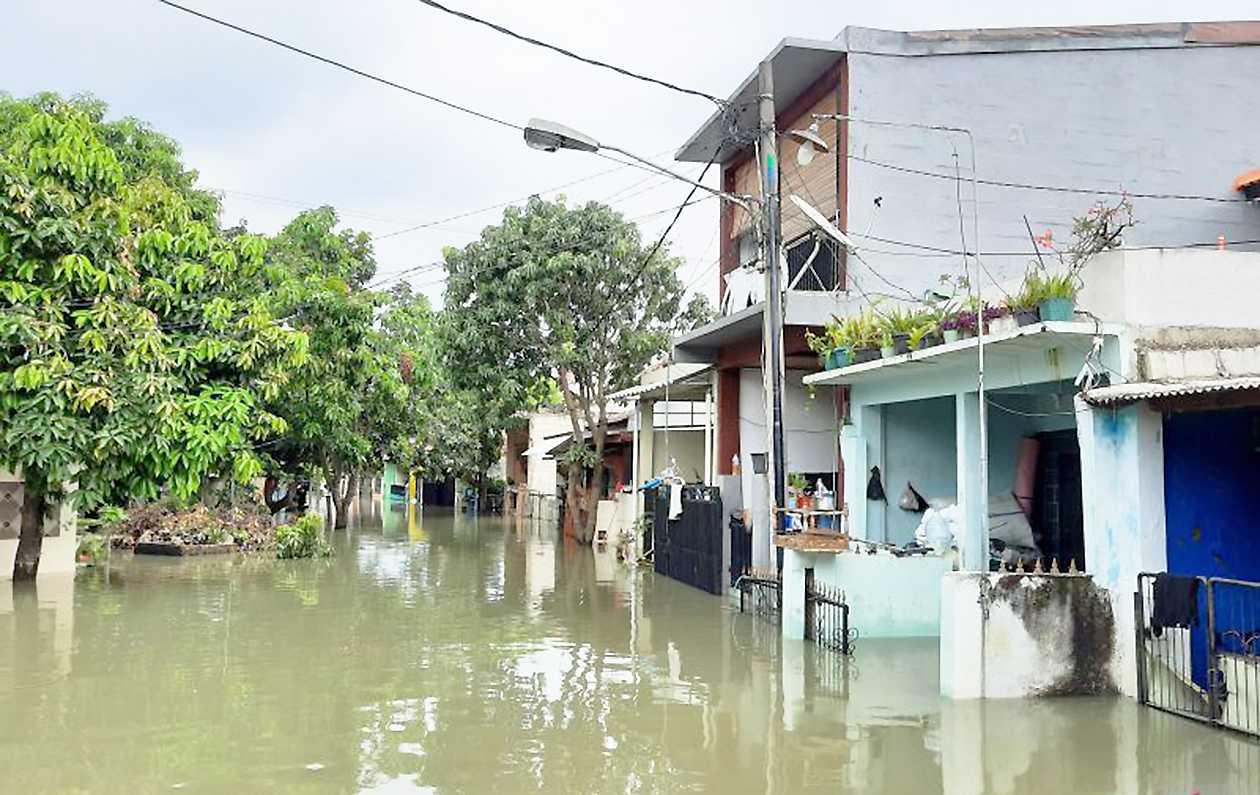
519, 435, 569, 459
609, 364, 714, 402
803, 321, 1120, 388
1083, 377, 1260, 406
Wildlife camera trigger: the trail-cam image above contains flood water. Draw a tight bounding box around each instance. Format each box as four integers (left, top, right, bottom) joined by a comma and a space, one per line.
2, 502, 1257, 794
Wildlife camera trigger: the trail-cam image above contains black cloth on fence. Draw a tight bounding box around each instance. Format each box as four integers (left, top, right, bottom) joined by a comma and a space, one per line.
1152, 573, 1199, 633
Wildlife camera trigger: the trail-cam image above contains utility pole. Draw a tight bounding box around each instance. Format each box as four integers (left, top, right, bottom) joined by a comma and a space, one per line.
758, 59, 787, 539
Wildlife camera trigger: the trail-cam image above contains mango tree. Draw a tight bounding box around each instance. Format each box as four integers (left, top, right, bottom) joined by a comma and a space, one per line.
0, 94, 307, 578
443, 197, 709, 542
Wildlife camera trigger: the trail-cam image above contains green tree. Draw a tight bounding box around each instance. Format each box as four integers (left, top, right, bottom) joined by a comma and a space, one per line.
0, 93, 307, 578
443, 197, 709, 542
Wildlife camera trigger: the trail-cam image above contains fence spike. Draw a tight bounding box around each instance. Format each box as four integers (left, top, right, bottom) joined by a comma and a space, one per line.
1068, 558, 1078, 574
1050, 557, 1061, 575
1033, 558, 1044, 574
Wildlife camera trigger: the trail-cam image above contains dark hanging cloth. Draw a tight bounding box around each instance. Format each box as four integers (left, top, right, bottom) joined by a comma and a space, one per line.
1152, 573, 1199, 633
866, 466, 886, 502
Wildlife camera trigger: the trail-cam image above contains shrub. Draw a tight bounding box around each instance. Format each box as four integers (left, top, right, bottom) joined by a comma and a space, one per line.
275, 514, 332, 559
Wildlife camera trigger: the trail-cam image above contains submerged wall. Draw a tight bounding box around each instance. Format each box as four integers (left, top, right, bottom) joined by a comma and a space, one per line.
941, 572, 1116, 699
1, 469, 77, 581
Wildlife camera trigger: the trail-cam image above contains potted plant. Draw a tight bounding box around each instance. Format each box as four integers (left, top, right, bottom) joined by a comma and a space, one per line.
941, 314, 964, 344
879, 327, 897, 359
806, 327, 831, 368
1024, 268, 1078, 321
984, 304, 1016, 334
787, 472, 808, 510
851, 311, 881, 363
910, 320, 942, 350
827, 318, 854, 368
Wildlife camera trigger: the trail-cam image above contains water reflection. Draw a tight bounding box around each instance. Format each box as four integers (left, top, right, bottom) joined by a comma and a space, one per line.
0, 502, 1256, 793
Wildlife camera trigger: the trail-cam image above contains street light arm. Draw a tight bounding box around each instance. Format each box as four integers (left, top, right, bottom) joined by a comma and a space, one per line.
599, 143, 757, 212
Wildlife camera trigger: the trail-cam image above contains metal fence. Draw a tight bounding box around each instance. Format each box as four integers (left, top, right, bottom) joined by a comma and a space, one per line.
736, 567, 781, 623
806, 578, 855, 655
1136, 572, 1260, 738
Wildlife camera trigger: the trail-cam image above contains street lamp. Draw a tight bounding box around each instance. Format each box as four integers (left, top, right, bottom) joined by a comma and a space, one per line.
523, 118, 756, 211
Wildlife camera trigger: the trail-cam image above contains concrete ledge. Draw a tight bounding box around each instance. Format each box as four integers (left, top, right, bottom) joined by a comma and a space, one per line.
773, 532, 849, 552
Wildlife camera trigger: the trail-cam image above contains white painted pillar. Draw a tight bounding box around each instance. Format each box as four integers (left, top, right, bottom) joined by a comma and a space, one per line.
839, 424, 866, 540
703, 386, 714, 486
781, 549, 810, 639
956, 391, 986, 571
1076, 397, 1167, 698
852, 404, 885, 542
637, 400, 655, 485
631, 397, 640, 506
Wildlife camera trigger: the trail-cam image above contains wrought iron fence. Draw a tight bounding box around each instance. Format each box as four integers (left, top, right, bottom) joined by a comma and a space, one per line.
1136, 572, 1260, 738
806, 579, 856, 655
736, 567, 781, 623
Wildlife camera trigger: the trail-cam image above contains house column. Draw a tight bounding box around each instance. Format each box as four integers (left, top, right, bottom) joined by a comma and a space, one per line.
956, 391, 985, 571
846, 403, 884, 541
704, 384, 714, 486
636, 400, 655, 491
839, 424, 866, 540
1076, 397, 1167, 698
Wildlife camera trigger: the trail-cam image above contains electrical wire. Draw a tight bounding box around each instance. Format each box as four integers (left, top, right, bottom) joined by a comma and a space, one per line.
157, 0, 523, 133
411, 0, 724, 107
844, 150, 1248, 204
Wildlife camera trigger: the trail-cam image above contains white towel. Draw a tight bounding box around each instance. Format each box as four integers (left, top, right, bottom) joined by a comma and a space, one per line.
669, 484, 683, 520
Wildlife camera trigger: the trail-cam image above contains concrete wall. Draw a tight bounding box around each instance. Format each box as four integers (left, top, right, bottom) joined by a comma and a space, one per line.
882, 397, 956, 544
739, 368, 841, 567
846, 46, 1260, 300
783, 547, 953, 640
941, 572, 1117, 699
651, 429, 706, 484
0, 470, 77, 581
526, 412, 570, 498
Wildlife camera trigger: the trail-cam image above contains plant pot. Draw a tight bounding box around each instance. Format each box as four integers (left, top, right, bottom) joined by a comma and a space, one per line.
854, 347, 880, 364
918, 333, 943, 349
826, 347, 853, 370
988, 316, 1017, 334
1038, 297, 1075, 322
943, 329, 961, 344
880, 345, 897, 359
1014, 308, 1040, 327
892, 332, 911, 354
798, 494, 814, 511
786, 493, 798, 510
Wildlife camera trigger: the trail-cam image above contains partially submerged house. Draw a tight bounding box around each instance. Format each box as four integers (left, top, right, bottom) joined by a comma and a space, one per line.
629, 20, 1260, 712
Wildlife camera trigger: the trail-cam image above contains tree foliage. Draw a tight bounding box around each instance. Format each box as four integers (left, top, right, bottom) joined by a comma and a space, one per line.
443, 197, 710, 541
0, 93, 307, 577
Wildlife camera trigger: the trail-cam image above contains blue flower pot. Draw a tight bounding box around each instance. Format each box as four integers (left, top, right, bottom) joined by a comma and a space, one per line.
1039, 297, 1075, 322
826, 347, 853, 370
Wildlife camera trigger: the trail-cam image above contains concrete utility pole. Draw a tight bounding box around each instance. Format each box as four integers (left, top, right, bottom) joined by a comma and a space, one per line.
758, 59, 787, 539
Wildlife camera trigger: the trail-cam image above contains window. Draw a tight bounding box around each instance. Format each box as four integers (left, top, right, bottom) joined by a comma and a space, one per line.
785, 233, 843, 292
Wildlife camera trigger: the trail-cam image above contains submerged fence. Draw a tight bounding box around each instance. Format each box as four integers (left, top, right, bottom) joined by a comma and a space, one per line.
735, 567, 855, 657
806, 579, 856, 655
1136, 573, 1260, 739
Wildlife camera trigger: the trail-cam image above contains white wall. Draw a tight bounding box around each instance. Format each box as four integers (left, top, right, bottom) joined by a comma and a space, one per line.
651, 429, 705, 483
1, 469, 77, 581
739, 368, 841, 567
941, 572, 1117, 699
526, 412, 570, 498
883, 397, 957, 544
1078, 249, 1260, 331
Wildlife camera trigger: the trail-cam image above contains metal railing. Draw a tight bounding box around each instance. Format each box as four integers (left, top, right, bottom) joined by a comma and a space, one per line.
806, 579, 856, 655
1136, 572, 1260, 739
736, 567, 781, 623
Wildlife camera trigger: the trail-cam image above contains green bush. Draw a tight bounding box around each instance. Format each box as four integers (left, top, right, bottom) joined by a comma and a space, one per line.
275, 514, 333, 559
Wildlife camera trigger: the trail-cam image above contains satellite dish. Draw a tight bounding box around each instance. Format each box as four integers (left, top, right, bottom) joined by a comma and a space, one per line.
788, 194, 856, 251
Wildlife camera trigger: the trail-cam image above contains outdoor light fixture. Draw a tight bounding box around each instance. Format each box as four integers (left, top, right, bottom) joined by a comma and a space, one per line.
788, 121, 829, 166
523, 118, 600, 153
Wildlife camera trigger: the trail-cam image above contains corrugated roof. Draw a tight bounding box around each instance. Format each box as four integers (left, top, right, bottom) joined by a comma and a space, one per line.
1083, 377, 1260, 406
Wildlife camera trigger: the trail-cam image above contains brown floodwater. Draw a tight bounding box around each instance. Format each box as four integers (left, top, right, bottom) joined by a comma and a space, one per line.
1, 502, 1257, 793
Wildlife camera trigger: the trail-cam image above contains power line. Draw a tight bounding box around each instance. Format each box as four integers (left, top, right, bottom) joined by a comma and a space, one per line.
412, 0, 724, 106
846, 151, 1247, 204
157, 0, 525, 133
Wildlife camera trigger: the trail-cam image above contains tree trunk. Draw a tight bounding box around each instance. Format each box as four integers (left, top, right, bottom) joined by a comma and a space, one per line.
326, 465, 348, 529
565, 472, 591, 544
13, 484, 47, 581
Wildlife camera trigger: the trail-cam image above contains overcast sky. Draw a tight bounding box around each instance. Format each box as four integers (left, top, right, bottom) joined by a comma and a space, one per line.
6, 1, 1256, 306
